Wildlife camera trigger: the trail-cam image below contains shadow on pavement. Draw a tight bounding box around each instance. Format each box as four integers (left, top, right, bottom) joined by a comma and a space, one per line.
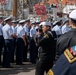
0, 62, 36, 75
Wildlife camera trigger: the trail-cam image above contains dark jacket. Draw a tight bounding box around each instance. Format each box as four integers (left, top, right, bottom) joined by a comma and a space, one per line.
55, 28, 76, 75
38, 31, 56, 60
57, 28, 76, 56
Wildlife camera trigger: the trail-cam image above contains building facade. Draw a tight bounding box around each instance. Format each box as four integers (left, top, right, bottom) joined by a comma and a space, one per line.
47, 0, 76, 5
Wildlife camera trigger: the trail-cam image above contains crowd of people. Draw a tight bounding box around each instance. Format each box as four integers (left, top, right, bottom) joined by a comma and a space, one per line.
47, 10, 76, 75
0, 9, 75, 75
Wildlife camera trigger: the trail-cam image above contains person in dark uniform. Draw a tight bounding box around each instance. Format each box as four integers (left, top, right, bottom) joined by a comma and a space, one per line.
47, 10, 76, 75
2, 16, 16, 68
0, 16, 4, 65
35, 21, 56, 75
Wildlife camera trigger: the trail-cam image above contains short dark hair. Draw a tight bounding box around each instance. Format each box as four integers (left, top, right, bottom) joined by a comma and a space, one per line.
36, 28, 42, 32
71, 19, 76, 26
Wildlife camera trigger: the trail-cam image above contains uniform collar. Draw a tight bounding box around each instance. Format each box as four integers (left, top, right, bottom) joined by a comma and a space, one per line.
65, 24, 69, 27
6, 23, 11, 27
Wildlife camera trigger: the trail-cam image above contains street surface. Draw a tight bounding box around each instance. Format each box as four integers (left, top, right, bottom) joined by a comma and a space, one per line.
0, 62, 35, 75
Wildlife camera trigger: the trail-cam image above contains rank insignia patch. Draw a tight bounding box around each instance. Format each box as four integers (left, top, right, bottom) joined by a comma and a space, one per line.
70, 46, 76, 56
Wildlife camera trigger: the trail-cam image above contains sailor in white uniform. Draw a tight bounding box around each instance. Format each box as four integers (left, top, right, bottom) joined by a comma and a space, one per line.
24, 19, 30, 37
52, 20, 62, 37
11, 20, 17, 63
30, 22, 37, 63
2, 16, 16, 68
16, 20, 26, 65
62, 19, 71, 34
23, 19, 31, 61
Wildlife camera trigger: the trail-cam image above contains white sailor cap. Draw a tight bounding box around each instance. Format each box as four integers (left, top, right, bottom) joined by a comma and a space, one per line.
39, 22, 43, 26
11, 20, 17, 23
35, 21, 40, 24
16, 19, 21, 23
4, 16, 12, 22
63, 18, 69, 24
53, 21, 59, 26
69, 10, 76, 20
39, 22, 51, 26
31, 22, 36, 25
25, 19, 30, 22
35, 26, 39, 30
19, 20, 25, 24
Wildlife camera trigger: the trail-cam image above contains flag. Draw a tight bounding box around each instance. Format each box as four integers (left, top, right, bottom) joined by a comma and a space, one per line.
70, 46, 76, 56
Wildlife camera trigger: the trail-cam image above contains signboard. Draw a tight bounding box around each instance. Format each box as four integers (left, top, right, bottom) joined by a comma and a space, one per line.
34, 4, 46, 15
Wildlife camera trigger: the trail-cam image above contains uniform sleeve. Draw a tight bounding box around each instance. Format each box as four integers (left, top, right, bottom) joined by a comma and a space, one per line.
20, 29, 25, 36
39, 33, 52, 46
25, 26, 29, 36
16, 28, 19, 36
13, 27, 17, 34
62, 27, 66, 34
56, 35, 70, 56
8, 27, 13, 36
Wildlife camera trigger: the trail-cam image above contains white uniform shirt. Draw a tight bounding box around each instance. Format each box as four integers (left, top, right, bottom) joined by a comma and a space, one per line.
52, 25, 62, 36
0, 24, 3, 36
62, 24, 71, 34
30, 27, 36, 38
23, 24, 30, 36
11, 26, 17, 34
17, 26, 25, 38
2, 24, 13, 39
16, 24, 20, 29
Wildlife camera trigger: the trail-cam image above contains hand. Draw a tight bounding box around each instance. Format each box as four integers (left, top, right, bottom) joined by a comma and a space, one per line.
25, 42, 27, 46
12, 34, 17, 38
35, 42, 38, 46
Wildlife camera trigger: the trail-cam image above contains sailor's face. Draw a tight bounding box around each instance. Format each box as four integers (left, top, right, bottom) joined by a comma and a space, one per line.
66, 21, 69, 26
0, 18, 3, 23
42, 25, 49, 33
12, 23, 16, 27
